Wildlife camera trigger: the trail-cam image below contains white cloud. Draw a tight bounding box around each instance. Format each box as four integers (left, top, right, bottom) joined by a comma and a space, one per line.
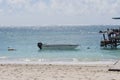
0, 0, 120, 26
5, 0, 48, 14
0, 0, 2, 3
4, 0, 29, 14
0, 0, 3, 14
49, 0, 120, 16
30, 0, 48, 12
1, 0, 119, 16
0, 9, 3, 13
7, 0, 26, 5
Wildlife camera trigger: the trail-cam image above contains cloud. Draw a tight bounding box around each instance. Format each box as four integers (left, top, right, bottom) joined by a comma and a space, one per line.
3, 0, 48, 14
49, 0, 120, 16
1, 0, 120, 16
29, 0, 48, 13
0, 0, 3, 3
0, 0, 3, 14
7, 0, 26, 4
0, 0, 119, 15
0, 9, 3, 13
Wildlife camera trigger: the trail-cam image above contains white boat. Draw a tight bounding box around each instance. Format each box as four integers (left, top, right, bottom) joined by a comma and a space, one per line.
37, 42, 79, 50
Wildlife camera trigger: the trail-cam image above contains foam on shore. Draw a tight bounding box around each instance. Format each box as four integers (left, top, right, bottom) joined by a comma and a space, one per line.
0, 60, 115, 65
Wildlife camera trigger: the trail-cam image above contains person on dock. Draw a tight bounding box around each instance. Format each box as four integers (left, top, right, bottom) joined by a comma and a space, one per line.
107, 28, 113, 40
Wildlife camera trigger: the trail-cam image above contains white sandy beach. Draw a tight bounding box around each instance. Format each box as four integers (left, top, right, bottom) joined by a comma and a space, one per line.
0, 62, 120, 80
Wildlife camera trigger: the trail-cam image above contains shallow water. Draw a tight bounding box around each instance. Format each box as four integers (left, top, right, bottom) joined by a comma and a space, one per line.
0, 25, 120, 62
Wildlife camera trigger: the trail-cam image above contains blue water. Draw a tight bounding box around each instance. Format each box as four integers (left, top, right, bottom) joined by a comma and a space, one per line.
0, 25, 120, 62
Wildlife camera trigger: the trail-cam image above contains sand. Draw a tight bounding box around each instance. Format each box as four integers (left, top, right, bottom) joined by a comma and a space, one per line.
0, 63, 120, 80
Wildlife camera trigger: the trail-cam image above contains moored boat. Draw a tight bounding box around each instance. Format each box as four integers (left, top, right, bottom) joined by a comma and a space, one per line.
37, 42, 79, 50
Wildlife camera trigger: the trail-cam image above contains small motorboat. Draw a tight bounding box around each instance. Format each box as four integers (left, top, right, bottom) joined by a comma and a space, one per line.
8, 47, 16, 51
37, 42, 79, 50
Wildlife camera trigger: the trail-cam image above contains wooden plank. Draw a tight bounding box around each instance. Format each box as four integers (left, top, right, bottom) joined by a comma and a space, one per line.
108, 60, 120, 71
112, 17, 120, 19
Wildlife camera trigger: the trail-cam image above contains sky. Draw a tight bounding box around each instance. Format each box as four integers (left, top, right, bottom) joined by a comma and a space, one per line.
0, 0, 120, 26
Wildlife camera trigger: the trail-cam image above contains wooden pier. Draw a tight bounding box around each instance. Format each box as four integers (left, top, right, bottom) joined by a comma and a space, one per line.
100, 28, 120, 48
100, 17, 120, 48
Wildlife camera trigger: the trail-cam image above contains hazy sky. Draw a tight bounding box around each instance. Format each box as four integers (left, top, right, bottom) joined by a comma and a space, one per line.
0, 0, 120, 26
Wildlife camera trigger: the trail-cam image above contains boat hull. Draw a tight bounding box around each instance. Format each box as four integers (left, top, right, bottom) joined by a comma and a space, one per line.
37, 43, 79, 50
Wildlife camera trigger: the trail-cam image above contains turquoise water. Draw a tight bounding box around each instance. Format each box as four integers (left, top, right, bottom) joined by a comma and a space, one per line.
0, 25, 120, 62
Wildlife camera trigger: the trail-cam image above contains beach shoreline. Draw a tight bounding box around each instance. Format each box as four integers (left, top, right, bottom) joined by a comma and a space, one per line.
0, 60, 120, 80
0, 60, 116, 65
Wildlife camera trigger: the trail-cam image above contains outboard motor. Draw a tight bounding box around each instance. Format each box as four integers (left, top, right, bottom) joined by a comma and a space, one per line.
37, 42, 43, 49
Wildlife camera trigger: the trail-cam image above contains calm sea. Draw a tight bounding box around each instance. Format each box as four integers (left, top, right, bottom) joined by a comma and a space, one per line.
0, 25, 120, 63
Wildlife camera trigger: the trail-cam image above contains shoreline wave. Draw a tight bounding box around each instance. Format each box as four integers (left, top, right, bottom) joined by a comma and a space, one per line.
0, 58, 116, 65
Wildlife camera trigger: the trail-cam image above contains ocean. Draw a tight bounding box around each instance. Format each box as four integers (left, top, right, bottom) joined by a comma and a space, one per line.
0, 25, 120, 63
